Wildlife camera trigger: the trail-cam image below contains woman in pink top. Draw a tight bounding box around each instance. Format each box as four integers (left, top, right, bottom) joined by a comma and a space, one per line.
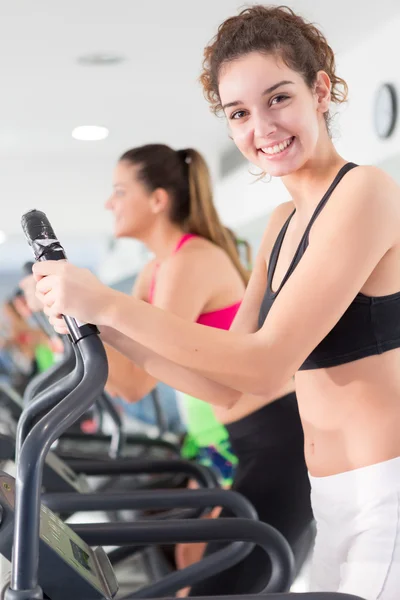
103, 144, 247, 431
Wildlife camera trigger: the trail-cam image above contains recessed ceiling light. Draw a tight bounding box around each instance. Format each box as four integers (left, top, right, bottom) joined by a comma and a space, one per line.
72, 126, 109, 141
77, 53, 126, 67
0, 231, 6, 244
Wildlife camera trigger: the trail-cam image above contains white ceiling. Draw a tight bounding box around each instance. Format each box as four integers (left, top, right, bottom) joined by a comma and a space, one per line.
0, 0, 399, 259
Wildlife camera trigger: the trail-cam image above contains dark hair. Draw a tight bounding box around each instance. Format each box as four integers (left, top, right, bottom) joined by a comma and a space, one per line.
119, 144, 250, 283
200, 4, 348, 125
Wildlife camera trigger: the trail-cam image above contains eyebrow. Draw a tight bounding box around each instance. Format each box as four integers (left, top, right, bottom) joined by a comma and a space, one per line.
221, 80, 295, 111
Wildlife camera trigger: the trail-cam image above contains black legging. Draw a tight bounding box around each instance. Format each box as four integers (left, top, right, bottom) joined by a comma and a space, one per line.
189, 392, 313, 596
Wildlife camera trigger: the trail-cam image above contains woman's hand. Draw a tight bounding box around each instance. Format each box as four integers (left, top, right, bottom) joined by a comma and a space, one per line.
33, 261, 114, 335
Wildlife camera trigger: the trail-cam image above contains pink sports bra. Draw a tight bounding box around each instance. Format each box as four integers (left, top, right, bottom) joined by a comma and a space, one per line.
148, 233, 241, 330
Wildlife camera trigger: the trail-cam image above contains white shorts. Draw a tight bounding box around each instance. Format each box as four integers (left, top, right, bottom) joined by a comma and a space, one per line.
309, 456, 400, 600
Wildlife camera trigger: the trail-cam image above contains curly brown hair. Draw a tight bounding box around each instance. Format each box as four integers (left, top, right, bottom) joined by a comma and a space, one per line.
200, 5, 348, 118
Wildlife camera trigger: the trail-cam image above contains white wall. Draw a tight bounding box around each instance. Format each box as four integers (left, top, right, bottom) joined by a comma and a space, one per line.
215, 166, 289, 228
98, 237, 151, 284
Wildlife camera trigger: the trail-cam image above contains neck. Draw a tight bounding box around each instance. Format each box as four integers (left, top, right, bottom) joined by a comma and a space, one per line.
140, 221, 187, 261
281, 133, 347, 218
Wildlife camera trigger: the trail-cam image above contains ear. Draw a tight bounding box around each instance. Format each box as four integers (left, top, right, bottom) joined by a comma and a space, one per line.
314, 71, 331, 114
149, 187, 170, 214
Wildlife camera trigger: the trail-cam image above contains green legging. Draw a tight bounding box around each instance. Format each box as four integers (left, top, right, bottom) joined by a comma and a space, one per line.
34, 344, 55, 373
180, 394, 237, 486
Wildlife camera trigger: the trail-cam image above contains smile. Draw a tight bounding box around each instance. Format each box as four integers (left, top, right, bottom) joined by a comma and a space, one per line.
259, 136, 295, 156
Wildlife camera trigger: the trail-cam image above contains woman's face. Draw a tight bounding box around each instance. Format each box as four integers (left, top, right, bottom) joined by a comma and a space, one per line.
105, 161, 156, 239
218, 52, 330, 177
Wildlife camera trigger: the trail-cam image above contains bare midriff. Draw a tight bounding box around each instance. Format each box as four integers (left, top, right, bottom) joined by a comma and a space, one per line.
296, 347, 400, 476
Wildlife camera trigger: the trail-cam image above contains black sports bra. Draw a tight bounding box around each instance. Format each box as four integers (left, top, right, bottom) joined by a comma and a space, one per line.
258, 162, 400, 370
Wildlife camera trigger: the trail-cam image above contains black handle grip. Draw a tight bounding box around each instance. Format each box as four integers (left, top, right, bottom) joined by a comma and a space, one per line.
21, 210, 67, 262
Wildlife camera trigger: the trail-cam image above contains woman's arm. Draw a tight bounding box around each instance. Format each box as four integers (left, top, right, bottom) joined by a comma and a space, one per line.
104, 343, 158, 401
34, 167, 399, 398
101, 325, 241, 408
103, 262, 158, 402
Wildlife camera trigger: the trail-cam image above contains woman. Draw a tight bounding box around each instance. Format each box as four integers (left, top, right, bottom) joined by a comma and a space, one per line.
32, 4, 400, 597
103, 143, 246, 472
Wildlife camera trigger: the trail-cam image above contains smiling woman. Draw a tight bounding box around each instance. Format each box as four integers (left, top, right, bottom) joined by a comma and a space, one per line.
32, 4, 400, 599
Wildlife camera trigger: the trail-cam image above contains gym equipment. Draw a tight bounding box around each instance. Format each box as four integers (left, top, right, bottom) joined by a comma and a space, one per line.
0, 363, 212, 533
0, 338, 215, 503
0, 360, 180, 463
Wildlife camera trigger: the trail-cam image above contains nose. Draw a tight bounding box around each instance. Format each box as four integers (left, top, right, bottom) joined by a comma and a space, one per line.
252, 109, 277, 141
105, 194, 114, 211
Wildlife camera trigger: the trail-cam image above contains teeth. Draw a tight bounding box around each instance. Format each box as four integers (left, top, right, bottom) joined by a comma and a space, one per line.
261, 137, 294, 156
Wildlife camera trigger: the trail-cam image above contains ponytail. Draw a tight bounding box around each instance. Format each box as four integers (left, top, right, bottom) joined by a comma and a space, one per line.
181, 148, 250, 285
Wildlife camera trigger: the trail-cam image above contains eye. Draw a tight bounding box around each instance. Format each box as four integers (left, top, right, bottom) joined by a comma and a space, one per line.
230, 109, 248, 120
270, 94, 289, 106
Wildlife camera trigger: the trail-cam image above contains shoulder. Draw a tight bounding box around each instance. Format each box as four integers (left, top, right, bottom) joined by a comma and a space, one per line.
165, 236, 232, 274
343, 164, 393, 185
306, 164, 400, 257
334, 165, 400, 209
317, 165, 400, 235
